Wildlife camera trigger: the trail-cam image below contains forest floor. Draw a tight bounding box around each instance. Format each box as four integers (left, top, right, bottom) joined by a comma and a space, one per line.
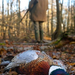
0, 36, 75, 75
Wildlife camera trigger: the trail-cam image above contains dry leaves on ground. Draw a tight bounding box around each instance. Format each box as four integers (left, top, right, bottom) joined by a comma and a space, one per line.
0, 41, 75, 75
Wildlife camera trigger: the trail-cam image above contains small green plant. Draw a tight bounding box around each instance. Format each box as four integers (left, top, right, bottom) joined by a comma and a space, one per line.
0, 43, 5, 45
54, 38, 61, 44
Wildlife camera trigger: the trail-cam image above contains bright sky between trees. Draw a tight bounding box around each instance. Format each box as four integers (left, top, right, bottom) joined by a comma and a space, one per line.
0, 0, 69, 11
0, 0, 29, 11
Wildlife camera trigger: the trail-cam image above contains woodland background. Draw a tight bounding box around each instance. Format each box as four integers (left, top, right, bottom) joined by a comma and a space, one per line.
0, 0, 75, 42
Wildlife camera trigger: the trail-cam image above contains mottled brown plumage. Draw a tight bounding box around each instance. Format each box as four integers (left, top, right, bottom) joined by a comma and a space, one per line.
18, 60, 50, 75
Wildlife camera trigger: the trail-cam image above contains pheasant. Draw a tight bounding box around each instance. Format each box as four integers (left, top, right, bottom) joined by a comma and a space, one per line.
4, 50, 69, 75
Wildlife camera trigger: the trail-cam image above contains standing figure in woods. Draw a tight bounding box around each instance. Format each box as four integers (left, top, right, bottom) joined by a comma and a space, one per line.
29, 0, 48, 42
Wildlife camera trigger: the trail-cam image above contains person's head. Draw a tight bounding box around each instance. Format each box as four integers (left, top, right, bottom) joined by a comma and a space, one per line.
48, 66, 69, 75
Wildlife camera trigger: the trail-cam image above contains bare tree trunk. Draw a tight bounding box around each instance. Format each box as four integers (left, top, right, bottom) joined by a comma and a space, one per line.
29, 20, 31, 33
71, 2, 73, 29
9, 0, 13, 40
70, 0, 72, 29
56, 0, 61, 35
28, 12, 31, 33
7, 0, 11, 39
61, 0, 63, 31
67, 0, 70, 31
2, 0, 5, 40
51, 0, 53, 39
53, 0, 61, 39
47, 9, 50, 36
16, 0, 21, 37
74, 0, 75, 34
26, 13, 28, 34
0, 6, 1, 37
63, 17, 66, 32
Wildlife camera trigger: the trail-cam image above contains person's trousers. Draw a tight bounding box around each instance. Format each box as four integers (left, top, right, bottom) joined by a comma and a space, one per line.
34, 21, 43, 42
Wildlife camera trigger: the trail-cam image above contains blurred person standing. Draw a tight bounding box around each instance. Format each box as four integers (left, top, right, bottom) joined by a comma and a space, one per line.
29, 0, 48, 43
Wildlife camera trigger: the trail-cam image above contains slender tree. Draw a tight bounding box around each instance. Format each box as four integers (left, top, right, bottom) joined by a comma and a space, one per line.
47, 9, 50, 36
74, 0, 75, 34
7, 0, 11, 39
2, 0, 5, 39
10, 1, 13, 21
9, 0, 13, 39
67, 0, 70, 31
25, 13, 28, 34
53, 0, 61, 39
71, 0, 73, 29
61, 0, 63, 31
16, 0, 21, 37
51, 0, 53, 39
